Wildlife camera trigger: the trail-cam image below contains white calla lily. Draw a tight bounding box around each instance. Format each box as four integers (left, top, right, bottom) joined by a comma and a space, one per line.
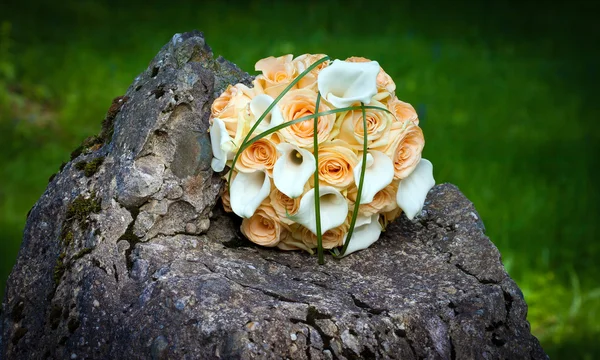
210, 118, 236, 172
250, 94, 284, 132
396, 159, 435, 220
291, 186, 348, 235
354, 150, 394, 204
342, 214, 382, 256
273, 143, 316, 198
230, 169, 271, 218
317, 59, 380, 108
354, 213, 373, 227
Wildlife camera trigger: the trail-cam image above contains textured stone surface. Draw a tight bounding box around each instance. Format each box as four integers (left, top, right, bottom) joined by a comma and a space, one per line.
1, 31, 547, 359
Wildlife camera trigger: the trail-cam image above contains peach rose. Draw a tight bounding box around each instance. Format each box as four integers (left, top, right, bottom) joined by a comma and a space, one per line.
348, 181, 398, 217
276, 227, 314, 253
298, 221, 349, 250
375, 121, 424, 179
235, 137, 278, 176
255, 55, 298, 98
316, 140, 359, 190
293, 54, 329, 90
269, 186, 303, 225
278, 89, 336, 148
221, 186, 233, 213
335, 100, 393, 150
387, 96, 419, 125
211, 84, 254, 137
240, 203, 282, 247
381, 207, 403, 228
211, 84, 253, 119
346, 56, 396, 94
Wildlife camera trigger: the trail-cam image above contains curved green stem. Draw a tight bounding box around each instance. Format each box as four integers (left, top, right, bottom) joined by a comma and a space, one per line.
313, 92, 324, 264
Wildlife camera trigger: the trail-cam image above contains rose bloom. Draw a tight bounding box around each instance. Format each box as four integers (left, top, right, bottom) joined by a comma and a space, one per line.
381, 207, 403, 228
240, 203, 282, 247
221, 186, 233, 213
375, 121, 424, 179
336, 100, 393, 150
211, 84, 254, 137
211, 83, 254, 119
255, 55, 298, 98
278, 89, 336, 148
276, 227, 313, 252
387, 96, 419, 125
235, 137, 279, 176
270, 186, 303, 225
293, 54, 329, 90
346, 56, 396, 94
298, 221, 349, 250
317, 140, 358, 190
348, 181, 398, 217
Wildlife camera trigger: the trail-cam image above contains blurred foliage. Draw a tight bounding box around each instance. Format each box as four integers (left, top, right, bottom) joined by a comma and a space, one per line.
0, 0, 598, 357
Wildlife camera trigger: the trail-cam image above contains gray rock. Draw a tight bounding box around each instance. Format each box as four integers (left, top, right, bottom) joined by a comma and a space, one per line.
0, 31, 547, 359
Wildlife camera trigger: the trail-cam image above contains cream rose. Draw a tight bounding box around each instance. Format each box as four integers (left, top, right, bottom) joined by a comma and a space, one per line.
316, 140, 358, 190
378, 208, 401, 230
298, 221, 349, 250
335, 100, 393, 150
276, 229, 296, 250
235, 137, 279, 176
269, 186, 304, 225
348, 181, 398, 217
278, 89, 336, 148
293, 54, 329, 90
375, 121, 424, 180
220, 186, 233, 213
387, 96, 419, 125
255, 55, 298, 98
381, 207, 403, 228
276, 226, 314, 252
346, 56, 396, 94
211, 84, 254, 137
211, 83, 253, 119
240, 203, 282, 247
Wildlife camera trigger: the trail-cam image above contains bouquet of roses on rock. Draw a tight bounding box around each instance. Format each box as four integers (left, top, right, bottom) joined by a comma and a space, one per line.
209, 54, 435, 263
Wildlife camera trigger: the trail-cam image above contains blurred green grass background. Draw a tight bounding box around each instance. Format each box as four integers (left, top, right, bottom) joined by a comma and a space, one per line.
1, 0, 598, 357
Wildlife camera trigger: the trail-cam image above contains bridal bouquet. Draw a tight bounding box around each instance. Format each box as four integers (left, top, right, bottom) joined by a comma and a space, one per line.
209, 54, 435, 263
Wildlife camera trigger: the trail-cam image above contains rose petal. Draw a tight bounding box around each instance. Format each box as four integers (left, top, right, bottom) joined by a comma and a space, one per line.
250, 94, 284, 132
354, 150, 394, 204
210, 118, 235, 172
273, 143, 316, 198
317, 59, 379, 108
342, 214, 382, 256
396, 159, 435, 220
291, 186, 348, 235
230, 169, 271, 218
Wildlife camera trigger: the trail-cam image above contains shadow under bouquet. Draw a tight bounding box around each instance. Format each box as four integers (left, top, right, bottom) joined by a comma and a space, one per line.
209, 54, 435, 263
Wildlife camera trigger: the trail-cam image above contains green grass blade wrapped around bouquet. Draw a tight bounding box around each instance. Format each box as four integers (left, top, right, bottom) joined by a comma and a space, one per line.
312, 92, 324, 264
